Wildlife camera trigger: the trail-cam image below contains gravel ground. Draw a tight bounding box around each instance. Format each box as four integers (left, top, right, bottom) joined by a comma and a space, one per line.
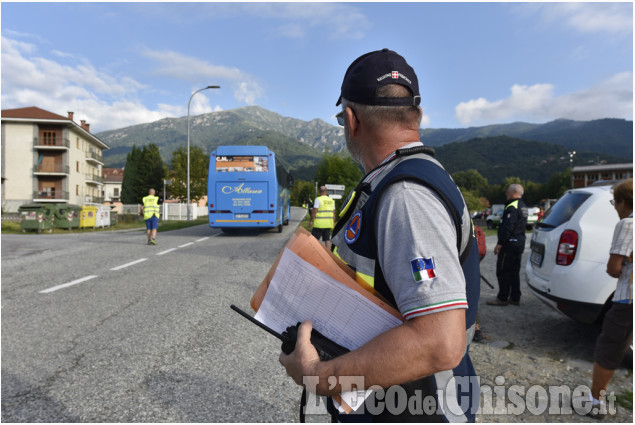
471, 235, 633, 422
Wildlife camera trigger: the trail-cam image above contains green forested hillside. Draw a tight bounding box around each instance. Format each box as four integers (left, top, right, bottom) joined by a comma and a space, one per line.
434, 136, 626, 184
421, 118, 632, 158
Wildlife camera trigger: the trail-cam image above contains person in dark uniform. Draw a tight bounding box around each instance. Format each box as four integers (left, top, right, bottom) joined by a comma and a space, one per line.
488, 183, 528, 306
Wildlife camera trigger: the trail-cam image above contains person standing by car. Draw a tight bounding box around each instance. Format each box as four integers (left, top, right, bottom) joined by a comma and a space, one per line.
488, 183, 527, 306
586, 178, 633, 419
141, 188, 160, 245
309, 186, 336, 250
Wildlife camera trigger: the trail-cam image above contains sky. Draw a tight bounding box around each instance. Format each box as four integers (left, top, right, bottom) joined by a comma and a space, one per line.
1, 1, 633, 133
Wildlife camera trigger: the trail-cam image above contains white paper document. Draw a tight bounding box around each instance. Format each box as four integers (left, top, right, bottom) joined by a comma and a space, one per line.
255, 248, 403, 412
255, 248, 402, 349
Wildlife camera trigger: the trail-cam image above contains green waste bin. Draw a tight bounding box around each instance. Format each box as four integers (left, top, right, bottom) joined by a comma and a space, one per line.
53, 204, 81, 230
80, 205, 98, 228
18, 203, 56, 233
110, 211, 118, 226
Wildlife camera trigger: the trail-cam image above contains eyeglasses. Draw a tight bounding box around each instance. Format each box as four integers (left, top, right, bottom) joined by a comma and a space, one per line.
336, 107, 360, 127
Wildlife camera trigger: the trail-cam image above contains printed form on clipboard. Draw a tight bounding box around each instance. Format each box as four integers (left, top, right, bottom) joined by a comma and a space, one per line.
251, 228, 404, 413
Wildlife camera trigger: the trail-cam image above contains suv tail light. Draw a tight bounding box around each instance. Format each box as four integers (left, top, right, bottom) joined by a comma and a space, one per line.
556, 230, 578, 266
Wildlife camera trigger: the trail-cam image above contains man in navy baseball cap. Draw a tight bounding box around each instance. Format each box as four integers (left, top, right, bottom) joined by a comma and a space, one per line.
280, 48, 480, 423
336, 48, 421, 107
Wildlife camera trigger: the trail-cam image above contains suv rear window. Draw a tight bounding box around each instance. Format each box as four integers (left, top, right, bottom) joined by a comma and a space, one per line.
538, 192, 592, 229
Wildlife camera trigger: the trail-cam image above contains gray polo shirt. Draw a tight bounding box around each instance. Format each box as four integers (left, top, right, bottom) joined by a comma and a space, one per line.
375, 179, 469, 320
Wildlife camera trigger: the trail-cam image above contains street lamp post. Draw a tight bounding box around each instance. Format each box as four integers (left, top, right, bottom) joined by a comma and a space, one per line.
162, 179, 172, 221
187, 85, 220, 220
568, 151, 576, 188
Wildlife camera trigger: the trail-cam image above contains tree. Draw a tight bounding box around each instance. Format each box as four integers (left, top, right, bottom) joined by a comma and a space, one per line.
291, 180, 315, 207
120, 144, 165, 204
121, 146, 143, 204
452, 169, 489, 194
169, 146, 209, 202
315, 152, 364, 210
541, 169, 571, 200
140, 144, 166, 195
459, 189, 483, 213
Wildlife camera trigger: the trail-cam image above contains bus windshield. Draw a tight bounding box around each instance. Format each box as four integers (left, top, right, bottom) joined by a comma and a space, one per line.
215, 155, 269, 172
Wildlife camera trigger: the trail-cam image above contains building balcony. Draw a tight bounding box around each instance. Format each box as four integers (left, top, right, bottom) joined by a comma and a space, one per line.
33, 191, 70, 202
85, 150, 104, 165
33, 137, 70, 150
84, 195, 105, 204
85, 174, 104, 185
33, 164, 70, 175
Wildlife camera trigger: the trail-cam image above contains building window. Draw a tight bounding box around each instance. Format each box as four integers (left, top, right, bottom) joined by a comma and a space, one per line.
76, 161, 80, 172
76, 185, 80, 195
114, 188, 120, 197
42, 131, 56, 145
77, 138, 80, 149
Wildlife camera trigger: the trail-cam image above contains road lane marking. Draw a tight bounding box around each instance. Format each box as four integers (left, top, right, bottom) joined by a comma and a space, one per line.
37, 233, 214, 294
110, 258, 148, 271
40, 275, 99, 294
157, 248, 177, 256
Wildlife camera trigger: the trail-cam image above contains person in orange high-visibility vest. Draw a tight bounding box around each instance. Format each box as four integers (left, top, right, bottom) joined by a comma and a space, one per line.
141, 188, 160, 245
309, 185, 337, 250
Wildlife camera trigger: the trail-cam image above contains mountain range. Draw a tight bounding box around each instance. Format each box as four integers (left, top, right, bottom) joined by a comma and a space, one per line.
97, 105, 632, 184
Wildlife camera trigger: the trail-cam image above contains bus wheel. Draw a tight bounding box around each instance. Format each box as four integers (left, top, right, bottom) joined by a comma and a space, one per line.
277, 223, 283, 233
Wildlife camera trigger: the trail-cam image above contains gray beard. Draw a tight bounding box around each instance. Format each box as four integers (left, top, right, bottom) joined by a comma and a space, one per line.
345, 132, 364, 168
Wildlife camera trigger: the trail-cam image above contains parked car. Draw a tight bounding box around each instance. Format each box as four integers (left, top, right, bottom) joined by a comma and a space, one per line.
486, 207, 538, 230
525, 185, 619, 324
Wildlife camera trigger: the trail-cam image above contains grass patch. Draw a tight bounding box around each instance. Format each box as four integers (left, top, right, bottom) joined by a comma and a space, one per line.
615, 391, 633, 410
300, 212, 311, 232
1, 217, 209, 235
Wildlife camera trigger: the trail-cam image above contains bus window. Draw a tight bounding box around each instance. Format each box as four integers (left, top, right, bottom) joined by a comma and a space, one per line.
215, 155, 269, 172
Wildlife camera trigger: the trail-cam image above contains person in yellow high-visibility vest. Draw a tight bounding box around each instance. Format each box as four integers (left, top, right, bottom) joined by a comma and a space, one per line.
309, 185, 337, 249
141, 188, 161, 245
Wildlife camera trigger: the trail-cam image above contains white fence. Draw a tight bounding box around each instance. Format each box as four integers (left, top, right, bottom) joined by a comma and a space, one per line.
120, 203, 208, 221
162, 203, 207, 221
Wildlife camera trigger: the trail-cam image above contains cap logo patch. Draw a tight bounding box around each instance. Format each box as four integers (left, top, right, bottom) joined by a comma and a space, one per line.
377, 72, 413, 85
344, 211, 362, 244
411, 257, 437, 282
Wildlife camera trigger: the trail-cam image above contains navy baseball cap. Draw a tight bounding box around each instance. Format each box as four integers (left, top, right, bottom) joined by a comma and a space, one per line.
336, 48, 421, 107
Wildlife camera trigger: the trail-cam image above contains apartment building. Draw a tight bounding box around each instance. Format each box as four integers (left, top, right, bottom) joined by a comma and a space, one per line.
1, 106, 110, 212
572, 163, 633, 188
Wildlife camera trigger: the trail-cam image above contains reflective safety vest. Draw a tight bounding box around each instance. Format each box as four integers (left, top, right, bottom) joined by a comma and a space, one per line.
329, 146, 481, 422
313, 195, 335, 229
142, 195, 160, 219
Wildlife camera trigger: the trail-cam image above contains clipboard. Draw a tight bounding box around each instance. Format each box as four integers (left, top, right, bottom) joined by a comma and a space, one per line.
250, 227, 401, 321
248, 227, 404, 414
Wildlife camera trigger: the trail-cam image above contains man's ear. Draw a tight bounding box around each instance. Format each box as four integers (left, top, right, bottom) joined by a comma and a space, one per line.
346, 107, 359, 136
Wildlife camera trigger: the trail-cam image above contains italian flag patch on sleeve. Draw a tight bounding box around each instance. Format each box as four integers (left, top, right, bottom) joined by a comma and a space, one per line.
411, 257, 437, 282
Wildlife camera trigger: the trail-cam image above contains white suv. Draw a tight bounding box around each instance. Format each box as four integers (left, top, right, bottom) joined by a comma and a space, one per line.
525, 184, 619, 324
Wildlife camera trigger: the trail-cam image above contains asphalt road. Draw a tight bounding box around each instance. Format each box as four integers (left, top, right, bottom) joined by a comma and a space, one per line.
1, 207, 310, 422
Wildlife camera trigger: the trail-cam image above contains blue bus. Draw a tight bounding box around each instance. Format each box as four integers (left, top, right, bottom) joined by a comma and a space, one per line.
207, 145, 292, 233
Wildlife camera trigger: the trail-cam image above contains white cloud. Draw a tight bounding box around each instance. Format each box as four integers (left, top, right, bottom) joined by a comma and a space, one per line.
455, 73, 633, 126
141, 48, 263, 106
252, 3, 371, 40
139, 2, 371, 40
0, 35, 234, 131
1, 35, 172, 131
420, 114, 431, 128
519, 2, 632, 36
